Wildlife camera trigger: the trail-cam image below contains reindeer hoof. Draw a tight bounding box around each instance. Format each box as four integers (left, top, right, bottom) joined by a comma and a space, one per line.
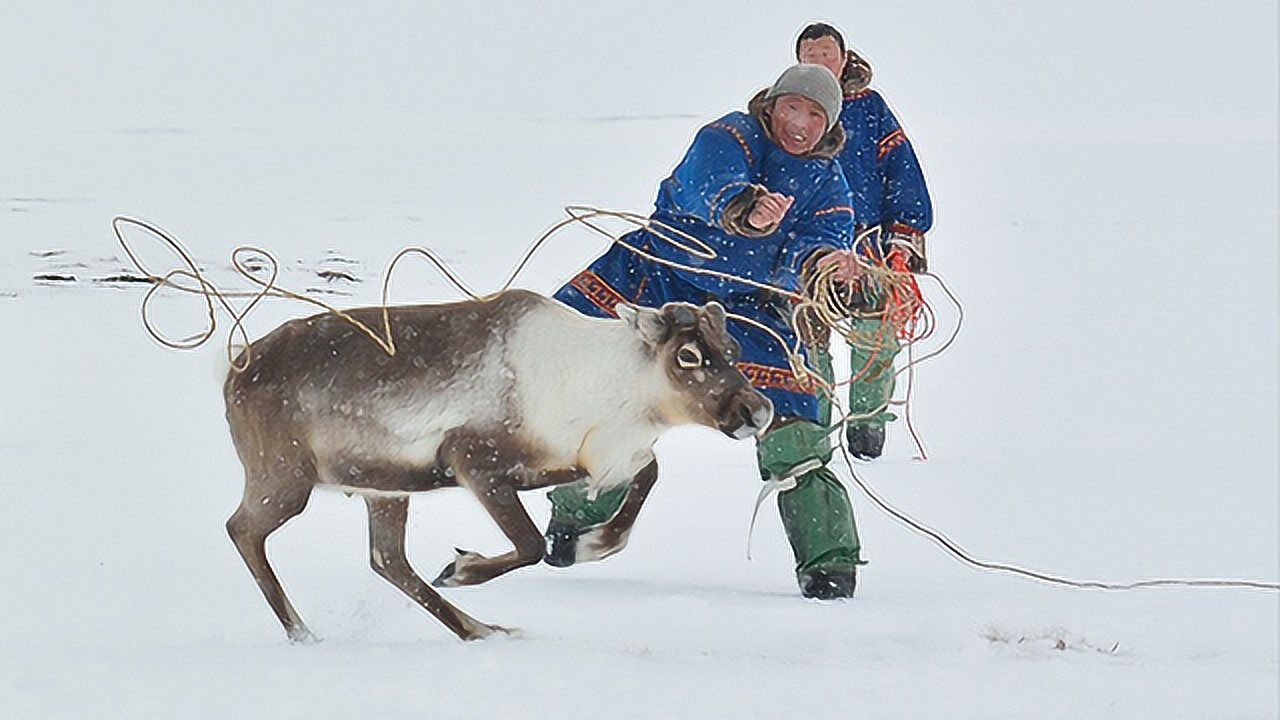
432, 563, 459, 587
287, 627, 320, 645
574, 526, 629, 564
465, 623, 523, 641
432, 548, 484, 587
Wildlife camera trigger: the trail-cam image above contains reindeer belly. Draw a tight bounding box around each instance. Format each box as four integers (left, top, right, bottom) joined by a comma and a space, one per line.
305, 389, 494, 491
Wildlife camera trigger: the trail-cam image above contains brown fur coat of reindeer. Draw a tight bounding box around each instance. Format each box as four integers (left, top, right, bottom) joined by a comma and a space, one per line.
223, 289, 773, 641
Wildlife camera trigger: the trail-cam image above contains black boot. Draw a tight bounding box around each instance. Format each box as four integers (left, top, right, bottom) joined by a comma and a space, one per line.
544, 522, 580, 568
800, 567, 857, 599
846, 423, 885, 460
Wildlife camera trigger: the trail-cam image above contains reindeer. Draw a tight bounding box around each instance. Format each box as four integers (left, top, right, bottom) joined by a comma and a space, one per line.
222, 289, 773, 642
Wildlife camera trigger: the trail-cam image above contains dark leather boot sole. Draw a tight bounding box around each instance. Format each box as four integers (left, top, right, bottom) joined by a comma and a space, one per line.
800, 568, 857, 599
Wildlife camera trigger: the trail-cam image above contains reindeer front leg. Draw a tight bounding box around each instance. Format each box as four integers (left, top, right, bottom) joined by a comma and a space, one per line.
432, 432, 545, 588
574, 459, 659, 563
364, 495, 510, 641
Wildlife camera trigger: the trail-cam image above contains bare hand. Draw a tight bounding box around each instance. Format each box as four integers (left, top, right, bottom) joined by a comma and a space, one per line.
814, 249, 864, 282
747, 192, 794, 230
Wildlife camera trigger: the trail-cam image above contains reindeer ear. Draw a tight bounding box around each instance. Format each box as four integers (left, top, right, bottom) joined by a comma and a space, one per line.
615, 303, 638, 323
702, 301, 727, 330
617, 303, 669, 345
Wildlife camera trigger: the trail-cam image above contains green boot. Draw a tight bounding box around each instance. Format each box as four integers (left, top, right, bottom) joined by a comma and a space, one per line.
544, 480, 630, 567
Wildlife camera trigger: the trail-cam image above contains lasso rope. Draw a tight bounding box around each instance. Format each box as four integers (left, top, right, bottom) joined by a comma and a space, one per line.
112, 210, 1278, 593
832, 442, 1280, 592
115, 208, 950, 399
112, 216, 483, 369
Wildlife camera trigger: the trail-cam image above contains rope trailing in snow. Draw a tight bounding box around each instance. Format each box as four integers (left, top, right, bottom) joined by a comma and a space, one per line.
831, 442, 1280, 592
745, 376, 1280, 592
744, 335, 1280, 593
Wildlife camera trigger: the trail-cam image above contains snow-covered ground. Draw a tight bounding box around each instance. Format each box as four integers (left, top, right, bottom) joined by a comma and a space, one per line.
2, 2, 1277, 718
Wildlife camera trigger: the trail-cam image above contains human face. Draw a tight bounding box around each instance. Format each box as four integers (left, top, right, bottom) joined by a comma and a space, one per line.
797, 36, 845, 81
769, 94, 827, 156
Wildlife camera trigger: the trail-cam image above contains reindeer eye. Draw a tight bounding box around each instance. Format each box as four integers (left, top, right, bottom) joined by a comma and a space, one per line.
676, 343, 703, 369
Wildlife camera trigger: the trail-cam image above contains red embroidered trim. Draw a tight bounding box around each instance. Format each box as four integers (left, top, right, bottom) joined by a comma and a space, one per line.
736, 361, 816, 395
569, 271, 626, 317
845, 88, 875, 101
889, 221, 922, 237
814, 205, 855, 218
708, 122, 754, 164
877, 128, 907, 159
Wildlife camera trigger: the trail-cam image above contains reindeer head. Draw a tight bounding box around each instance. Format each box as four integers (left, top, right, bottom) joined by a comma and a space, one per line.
616, 301, 774, 439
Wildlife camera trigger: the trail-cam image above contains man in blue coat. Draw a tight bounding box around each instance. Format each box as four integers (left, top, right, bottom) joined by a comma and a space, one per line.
545, 64, 866, 599
797, 22, 935, 459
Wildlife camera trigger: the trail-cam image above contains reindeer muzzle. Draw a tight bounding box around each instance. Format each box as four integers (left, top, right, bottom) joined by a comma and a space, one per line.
724, 389, 774, 440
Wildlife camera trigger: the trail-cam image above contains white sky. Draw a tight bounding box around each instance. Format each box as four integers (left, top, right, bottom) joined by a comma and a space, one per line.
2, 0, 1276, 137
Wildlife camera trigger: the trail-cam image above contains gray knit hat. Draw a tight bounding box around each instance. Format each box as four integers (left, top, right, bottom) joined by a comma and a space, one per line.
765, 64, 842, 132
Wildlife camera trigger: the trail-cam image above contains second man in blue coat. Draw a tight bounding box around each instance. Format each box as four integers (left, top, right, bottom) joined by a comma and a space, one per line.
797, 22, 935, 459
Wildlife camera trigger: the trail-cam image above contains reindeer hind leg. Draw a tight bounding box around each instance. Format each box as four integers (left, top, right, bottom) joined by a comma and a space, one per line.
226, 477, 315, 643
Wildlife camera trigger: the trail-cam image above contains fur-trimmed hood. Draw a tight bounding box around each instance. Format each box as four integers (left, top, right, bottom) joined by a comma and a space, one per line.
747, 88, 845, 160
840, 49, 874, 96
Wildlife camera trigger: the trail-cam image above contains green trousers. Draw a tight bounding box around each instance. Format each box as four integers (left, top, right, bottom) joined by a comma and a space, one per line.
846, 315, 900, 428
548, 345, 873, 580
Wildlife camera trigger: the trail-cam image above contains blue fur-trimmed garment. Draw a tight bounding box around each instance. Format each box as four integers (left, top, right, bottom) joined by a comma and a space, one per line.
555, 110, 855, 421
837, 89, 932, 236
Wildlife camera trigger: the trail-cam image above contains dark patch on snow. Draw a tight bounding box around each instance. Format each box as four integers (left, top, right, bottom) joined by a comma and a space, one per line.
29, 249, 66, 258
320, 255, 359, 266
34, 273, 76, 283
94, 273, 156, 285
317, 269, 360, 283
305, 286, 352, 296
982, 627, 1125, 657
